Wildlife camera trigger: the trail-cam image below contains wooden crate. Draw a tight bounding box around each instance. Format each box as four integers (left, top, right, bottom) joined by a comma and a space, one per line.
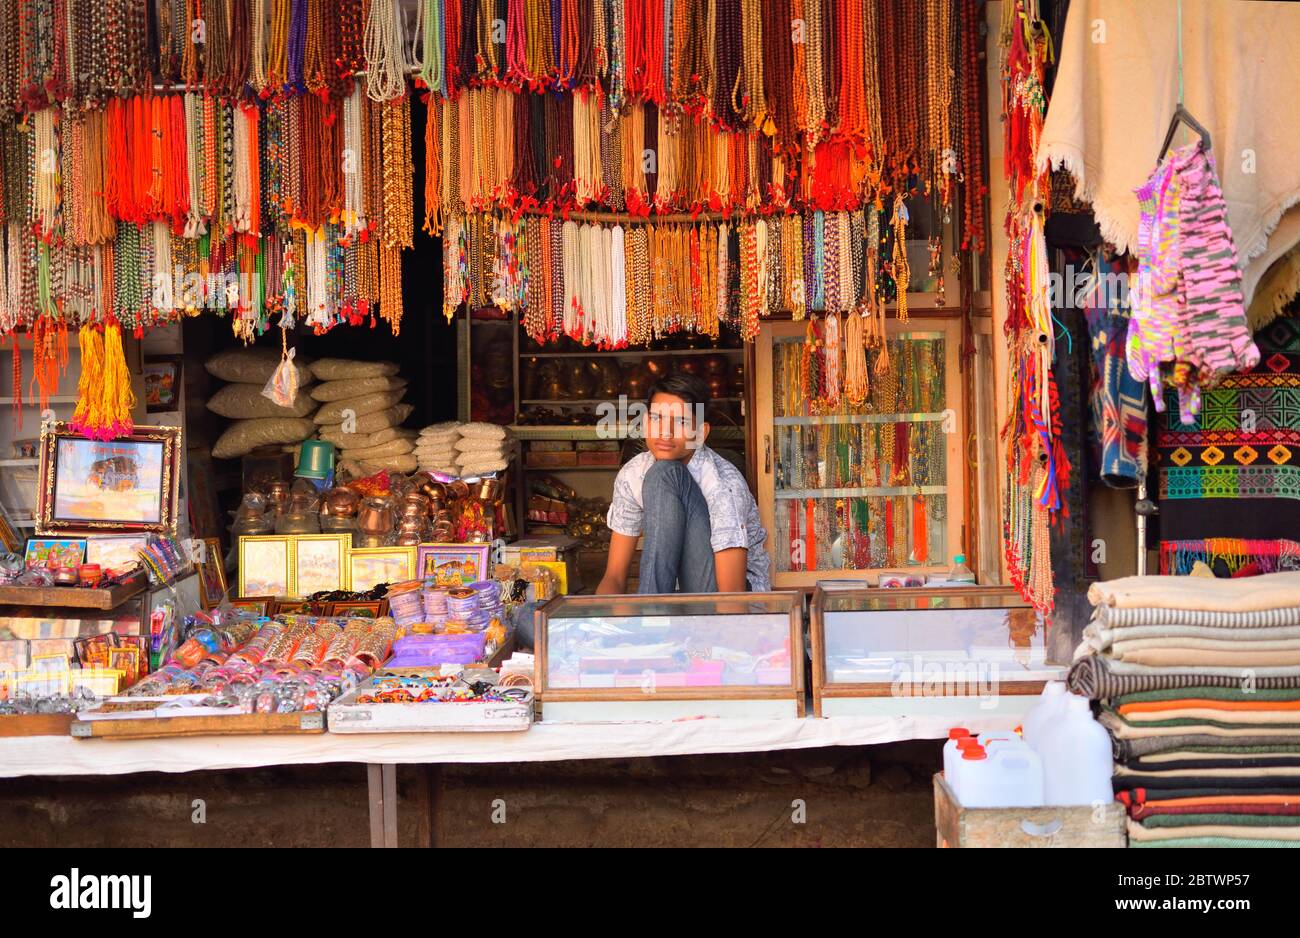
71, 710, 325, 739
933, 774, 1126, 848
0, 714, 75, 737
0, 571, 147, 611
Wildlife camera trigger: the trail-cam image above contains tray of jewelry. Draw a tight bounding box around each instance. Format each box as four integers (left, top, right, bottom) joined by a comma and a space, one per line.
328, 670, 534, 734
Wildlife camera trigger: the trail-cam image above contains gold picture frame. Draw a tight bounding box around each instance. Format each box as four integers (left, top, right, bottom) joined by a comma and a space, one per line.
346, 546, 417, 592
237, 535, 292, 598
290, 533, 352, 597
36, 423, 181, 536
195, 536, 228, 609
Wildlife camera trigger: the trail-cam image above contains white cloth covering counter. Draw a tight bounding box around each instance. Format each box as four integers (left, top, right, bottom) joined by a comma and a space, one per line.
0, 713, 1021, 778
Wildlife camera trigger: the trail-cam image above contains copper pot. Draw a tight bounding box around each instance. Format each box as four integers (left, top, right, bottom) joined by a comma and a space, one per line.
471, 476, 502, 502
432, 522, 454, 541
447, 480, 470, 501
402, 492, 430, 515
263, 480, 290, 515
416, 476, 448, 502
644, 356, 671, 378
395, 518, 426, 546
322, 487, 360, 519
434, 509, 454, 524
707, 374, 728, 400
357, 497, 394, 537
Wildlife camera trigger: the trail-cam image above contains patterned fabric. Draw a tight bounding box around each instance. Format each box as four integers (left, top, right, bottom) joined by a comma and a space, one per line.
1069, 655, 1300, 699
1173, 145, 1260, 374
1095, 605, 1300, 630
1157, 316, 1300, 545
607, 444, 771, 591
1084, 252, 1148, 486
1160, 539, 1300, 576
1128, 143, 1261, 423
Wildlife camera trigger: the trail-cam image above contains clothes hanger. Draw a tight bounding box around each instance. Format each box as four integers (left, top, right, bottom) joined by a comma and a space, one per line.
1158, 103, 1213, 159
1157, 0, 1212, 159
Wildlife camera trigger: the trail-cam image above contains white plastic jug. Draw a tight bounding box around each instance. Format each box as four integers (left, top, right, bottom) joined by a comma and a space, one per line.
955, 745, 1045, 807
976, 729, 1021, 750
1038, 695, 1114, 806
943, 728, 973, 780
1022, 681, 1068, 748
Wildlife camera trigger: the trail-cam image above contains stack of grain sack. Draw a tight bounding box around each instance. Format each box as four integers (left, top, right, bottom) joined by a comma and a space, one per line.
416, 422, 512, 476
206, 348, 318, 459
1070, 571, 1300, 848
309, 358, 416, 477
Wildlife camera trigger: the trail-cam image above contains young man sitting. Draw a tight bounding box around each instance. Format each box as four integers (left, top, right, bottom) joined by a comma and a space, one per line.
596, 374, 771, 595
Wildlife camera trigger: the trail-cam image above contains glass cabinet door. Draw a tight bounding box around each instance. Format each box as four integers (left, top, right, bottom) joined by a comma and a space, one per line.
755, 319, 965, 587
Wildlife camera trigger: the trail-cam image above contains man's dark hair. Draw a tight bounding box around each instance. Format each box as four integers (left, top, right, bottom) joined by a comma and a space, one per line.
646, 372, 711, 414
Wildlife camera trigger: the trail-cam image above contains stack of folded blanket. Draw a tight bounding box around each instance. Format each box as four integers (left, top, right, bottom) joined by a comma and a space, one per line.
1070, 571, 1300, 848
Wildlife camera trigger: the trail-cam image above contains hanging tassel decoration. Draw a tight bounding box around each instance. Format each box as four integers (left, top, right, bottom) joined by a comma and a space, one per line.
70, 323, 104, 438
72, 320, 135, 441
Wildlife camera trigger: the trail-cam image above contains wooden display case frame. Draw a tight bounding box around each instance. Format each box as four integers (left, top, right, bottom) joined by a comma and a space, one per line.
754, 318, 969, 588
534, 591, 806, 718
809, 585, 1056, 716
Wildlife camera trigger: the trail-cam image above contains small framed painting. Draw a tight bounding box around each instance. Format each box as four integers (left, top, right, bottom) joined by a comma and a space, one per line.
229, 597, 273, 617
195, 537, 228, 609
85, 535, 149, 574
24, 537, 87, 571
416, 543, 490, 587
291, 534, 351, 597
142, 355, 183, 413
271, 599, 312, 616
327, 600, 385, 619
347, 547, 417, 592
12, 438, 39, 459
37, 423, 181, 536
238, 535, 292, 598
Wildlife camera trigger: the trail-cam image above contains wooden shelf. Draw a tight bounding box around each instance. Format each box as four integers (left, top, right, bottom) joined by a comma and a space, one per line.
522, 397, 742, 405
512, 424, 746, 442
0, 571, 147, 610
521, 348, 744, 359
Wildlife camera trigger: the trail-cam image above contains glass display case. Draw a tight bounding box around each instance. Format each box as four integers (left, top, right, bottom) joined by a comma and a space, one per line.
754, 320, 967, 587
535, 592, 804, 721
809, 586, 1066, 718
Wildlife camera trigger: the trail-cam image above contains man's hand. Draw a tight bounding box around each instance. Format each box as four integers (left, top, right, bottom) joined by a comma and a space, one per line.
595, 532, 639, 595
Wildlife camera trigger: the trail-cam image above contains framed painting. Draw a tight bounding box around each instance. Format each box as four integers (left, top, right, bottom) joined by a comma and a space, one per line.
291, 534, 351, 597
37, 423, 181, 536
228, 597, 273, 617
142, 355, 183, 413
416, 543, 490, 587
237, 535, 292, 598
271, 599, 312, 616
23, 537, 87, 571
84, 535, 149, 574
195, 537, 229, 609
327, 600, 385, 619
347, 546, 417, 592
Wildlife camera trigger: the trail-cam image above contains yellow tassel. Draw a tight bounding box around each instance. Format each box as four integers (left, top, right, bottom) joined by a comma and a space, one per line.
98, 320, 135, 439
70, 324, 104, 437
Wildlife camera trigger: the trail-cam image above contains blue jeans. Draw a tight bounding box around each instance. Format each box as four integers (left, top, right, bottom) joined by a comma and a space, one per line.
638, 459, 719, 593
